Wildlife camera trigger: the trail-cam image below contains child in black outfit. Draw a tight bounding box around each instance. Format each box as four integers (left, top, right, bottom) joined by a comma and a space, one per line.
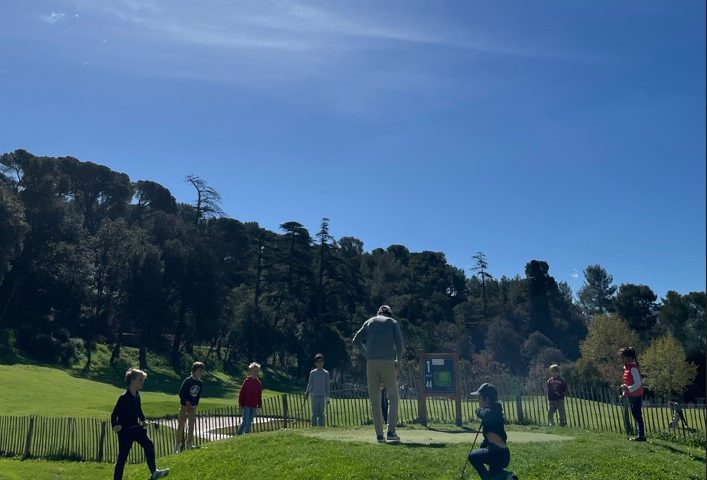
111, 368, 170, 480
469, 383, 518, 480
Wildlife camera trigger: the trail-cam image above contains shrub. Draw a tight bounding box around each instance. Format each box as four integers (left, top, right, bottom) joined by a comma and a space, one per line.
70, 337, 85, 353
16, 323, 37, 352
44, 448, 83, 462
15, 325, 82, 365
30, 334, 58, 362
56, 338, 79, 366
53, 327, 71, 344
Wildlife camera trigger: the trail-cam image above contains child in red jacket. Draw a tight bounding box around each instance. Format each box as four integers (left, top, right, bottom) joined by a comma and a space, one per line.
236, 362, 262, 435
619, 347, 646, 441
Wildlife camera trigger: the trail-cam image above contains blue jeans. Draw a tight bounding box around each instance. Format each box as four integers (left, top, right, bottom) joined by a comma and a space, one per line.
311, 396, 326, 426
237, 407, 256, 435
469, 444, 510, 480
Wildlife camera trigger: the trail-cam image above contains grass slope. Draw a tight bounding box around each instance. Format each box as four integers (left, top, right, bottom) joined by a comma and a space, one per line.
0, 345, 296, 417
0, 426, 703, 480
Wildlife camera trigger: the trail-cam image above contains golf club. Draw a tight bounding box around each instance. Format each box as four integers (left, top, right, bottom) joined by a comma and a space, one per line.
459, 422, 482, 480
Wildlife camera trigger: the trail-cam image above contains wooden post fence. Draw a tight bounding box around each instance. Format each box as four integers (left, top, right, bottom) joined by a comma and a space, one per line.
22, 416, 35, 459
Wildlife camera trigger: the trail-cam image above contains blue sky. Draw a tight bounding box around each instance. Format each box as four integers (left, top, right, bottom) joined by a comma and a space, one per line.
1, 1, 705, 298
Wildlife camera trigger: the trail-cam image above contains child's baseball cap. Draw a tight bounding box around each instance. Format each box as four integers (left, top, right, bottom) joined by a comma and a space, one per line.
470, 383, 497, 398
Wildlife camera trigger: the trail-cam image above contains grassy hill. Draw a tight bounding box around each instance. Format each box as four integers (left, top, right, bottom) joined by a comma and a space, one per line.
1, 340, 704, 480
0, 426, 704, 480
0, 343, 301, 417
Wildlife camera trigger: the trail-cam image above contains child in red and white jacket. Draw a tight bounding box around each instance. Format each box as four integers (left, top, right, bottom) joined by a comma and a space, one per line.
547, 364, 568, 427
619, 347, 646, 441
236, 362, 263, 435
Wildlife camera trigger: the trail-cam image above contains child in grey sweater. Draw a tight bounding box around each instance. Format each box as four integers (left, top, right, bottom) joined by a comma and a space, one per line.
304, 353, 331, 426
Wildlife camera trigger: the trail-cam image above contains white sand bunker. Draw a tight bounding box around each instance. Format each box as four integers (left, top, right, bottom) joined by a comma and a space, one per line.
298, 429, 574, 445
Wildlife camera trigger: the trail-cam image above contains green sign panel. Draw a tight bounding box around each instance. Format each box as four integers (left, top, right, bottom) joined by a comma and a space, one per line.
423, 356, 456, 393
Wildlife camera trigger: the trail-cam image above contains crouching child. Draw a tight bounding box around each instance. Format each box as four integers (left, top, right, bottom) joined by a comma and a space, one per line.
468, 383, 518, 480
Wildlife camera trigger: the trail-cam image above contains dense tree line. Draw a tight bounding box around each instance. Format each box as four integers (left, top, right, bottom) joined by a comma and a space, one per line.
0, 150, 704, 398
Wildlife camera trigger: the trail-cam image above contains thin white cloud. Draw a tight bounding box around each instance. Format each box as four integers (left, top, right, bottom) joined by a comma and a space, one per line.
72, 0, 586, 60
51, 0, 598, 114
571, 269, 580, 279
41, 12, 66, 24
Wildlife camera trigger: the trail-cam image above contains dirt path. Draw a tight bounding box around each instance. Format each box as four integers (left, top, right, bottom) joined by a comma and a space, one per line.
155, 416, 288, 441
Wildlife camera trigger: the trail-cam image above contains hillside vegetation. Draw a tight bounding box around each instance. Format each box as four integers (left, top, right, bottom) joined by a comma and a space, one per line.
1, 150, 704, 402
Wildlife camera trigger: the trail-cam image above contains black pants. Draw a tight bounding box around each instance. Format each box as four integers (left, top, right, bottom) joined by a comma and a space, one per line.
469, 444, 510, 480
629, 396, 645, 437
114, 427, 156, 480
381, 389, 389, 424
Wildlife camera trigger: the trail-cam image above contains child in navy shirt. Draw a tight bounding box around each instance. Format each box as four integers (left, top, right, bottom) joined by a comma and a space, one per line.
174, 361, 205, 452
468, 383, 518, 480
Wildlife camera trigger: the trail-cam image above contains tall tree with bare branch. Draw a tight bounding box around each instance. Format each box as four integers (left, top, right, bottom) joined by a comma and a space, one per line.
471, 252, 493, 322
185, 174, 224, 226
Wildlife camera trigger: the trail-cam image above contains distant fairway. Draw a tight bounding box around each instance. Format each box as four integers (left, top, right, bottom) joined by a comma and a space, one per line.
298, 427, 574, 445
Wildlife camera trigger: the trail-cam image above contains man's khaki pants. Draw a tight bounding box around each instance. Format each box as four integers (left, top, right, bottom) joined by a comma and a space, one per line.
176, 405, 196, 447
366, 360, 399, 436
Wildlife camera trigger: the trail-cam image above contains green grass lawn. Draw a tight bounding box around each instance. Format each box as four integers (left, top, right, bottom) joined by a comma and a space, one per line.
0, 344, 297, 418
0, 425, 703, 480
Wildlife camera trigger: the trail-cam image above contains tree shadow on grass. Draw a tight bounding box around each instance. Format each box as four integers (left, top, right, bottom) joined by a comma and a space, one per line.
423, 425, 478, 434
650, 441, 706, 464
71, 360, 237, 399
260, 369, 306, 393
398, 442, 448, 449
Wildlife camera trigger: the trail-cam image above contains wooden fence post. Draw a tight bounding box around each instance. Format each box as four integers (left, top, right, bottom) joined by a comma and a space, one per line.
23, 416, 35, 459
417, 350, 428, 426
282, 394, 288, 429
97, 420, 107, 462
453, 350, 462, 427
516, 393, 524, 424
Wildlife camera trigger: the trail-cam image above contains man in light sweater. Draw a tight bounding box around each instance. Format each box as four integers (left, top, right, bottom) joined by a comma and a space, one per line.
304, 353, 331, 426
352, 305, 405, 443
